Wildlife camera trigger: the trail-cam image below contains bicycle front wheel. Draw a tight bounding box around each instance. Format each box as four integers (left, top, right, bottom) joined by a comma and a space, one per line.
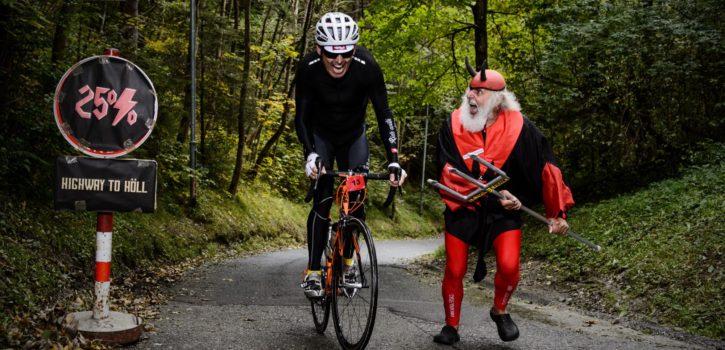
331, 217, 378, 350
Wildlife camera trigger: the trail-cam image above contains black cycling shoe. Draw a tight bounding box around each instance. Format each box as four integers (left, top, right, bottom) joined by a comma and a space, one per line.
433, 325, 460, 345
490, 309, 519, 341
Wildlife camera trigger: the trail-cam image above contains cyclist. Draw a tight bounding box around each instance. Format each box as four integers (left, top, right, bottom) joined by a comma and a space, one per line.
295, 12, 406, 298
433, 61, 573, 344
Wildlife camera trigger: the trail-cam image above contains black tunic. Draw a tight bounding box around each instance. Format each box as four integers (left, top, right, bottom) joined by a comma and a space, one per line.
436, 108, 574, 281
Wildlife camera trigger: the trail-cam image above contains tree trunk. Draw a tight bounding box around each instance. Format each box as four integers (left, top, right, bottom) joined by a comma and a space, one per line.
250, 67, 291, 177
297, 0, 315, 55
259, 7, 272, 46
231, 0, 240, 53
257, 13, 283, 99
229, 0, 252, 194
248, 0, 315, 179
199, 0, 207, 160
177, 66, 192, 143
51, 0, 71, 67
122, 0, 139, 52
177, 0, 203, 144
217, 0, 228, 59
254, 8, 273, 100
472, 0, 488, 67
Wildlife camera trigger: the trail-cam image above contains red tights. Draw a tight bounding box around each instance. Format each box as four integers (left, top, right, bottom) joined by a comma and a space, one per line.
441, 229, 521, 327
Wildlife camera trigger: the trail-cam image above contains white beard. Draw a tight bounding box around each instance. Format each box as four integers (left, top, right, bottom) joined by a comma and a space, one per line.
459, 94, 497, 133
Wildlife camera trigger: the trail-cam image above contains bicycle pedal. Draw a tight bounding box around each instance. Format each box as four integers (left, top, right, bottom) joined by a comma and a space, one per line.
342, 281, 362, 288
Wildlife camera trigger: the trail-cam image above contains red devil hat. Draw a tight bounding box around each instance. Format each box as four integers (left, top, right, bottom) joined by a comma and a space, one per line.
466, 57, 506, 91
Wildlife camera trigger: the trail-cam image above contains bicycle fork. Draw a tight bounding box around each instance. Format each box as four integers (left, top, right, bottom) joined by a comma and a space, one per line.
324, 223, 335, 295
327, 221, 365, 294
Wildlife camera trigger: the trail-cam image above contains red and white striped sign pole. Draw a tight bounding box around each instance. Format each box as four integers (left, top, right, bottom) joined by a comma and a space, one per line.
92, 47, 119, 320
94, 212, 113, 319
59, 48, 144, 345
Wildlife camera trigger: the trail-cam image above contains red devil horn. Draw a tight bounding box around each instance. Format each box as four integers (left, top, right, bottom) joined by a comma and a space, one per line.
464, 57, 477, 77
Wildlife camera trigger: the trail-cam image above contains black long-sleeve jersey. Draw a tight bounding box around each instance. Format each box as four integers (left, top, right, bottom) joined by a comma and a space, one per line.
294, 46, 399, 164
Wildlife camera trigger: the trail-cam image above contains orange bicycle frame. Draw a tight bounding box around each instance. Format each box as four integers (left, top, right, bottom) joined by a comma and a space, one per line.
324, 174, 367, 294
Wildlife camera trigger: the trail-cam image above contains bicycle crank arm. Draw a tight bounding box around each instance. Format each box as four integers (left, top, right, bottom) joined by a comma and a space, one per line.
341, 281, 364, 288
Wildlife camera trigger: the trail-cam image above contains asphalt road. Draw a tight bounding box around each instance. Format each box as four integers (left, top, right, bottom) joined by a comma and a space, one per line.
130, 238, 711, 349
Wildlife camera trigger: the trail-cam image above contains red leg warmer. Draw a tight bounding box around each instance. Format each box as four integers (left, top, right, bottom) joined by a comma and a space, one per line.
442, 232, 468, 327
493, 229, 522, 312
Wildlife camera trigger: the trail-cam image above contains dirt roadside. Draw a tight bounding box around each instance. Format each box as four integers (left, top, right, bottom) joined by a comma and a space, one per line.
406, 253, 725, 350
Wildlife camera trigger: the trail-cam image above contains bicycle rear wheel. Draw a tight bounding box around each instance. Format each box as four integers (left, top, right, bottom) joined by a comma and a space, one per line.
331, 217, 378, 350
311, 295, 330, 333
311, 261, 331, 333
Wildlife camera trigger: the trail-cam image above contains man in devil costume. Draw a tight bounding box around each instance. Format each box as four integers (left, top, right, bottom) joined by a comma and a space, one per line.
432, 60, 575, 344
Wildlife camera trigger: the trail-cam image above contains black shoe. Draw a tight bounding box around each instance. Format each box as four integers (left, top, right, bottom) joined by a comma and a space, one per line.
490, 309, 519, 341
433, 325, 460, 345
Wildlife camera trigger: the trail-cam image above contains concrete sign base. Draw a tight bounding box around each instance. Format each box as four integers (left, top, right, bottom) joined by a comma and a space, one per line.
62, 311, 143, 345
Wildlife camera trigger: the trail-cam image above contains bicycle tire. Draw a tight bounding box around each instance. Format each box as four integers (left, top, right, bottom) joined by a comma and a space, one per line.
311, 258, 331, 333
331, 217, 378, 350
310, 294, 330, 333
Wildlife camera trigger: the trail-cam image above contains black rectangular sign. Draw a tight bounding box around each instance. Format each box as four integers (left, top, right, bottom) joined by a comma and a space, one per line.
54, 156, 157, 213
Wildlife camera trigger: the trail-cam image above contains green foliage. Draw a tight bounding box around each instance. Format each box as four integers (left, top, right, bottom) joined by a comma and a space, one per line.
522, 145, 725, 338
199, 129, 237, 187
522, 0, 725, 199
0, 175, 439, 347
362, 2, 473, 117
1, 0, 723, 205
1, 0, 724, 344
365, 181, 443, 240
361, 0, 724, 201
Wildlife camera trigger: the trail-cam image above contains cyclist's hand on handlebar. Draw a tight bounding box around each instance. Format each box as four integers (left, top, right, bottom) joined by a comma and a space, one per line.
387, 162, 407, 187
305, 153, 326, 179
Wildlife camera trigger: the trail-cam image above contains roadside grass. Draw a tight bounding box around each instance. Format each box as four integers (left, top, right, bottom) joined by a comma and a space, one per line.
3, 156, 722, 345
364, 179, 443, 240
0, 179, 438, 348
521, 160, 725, 339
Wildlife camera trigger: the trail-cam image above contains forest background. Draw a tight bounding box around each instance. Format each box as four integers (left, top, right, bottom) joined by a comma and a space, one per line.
0, 0, 723, 348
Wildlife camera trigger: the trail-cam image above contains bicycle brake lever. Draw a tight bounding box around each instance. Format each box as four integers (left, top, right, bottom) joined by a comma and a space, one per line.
313, 159, 323, 190
304, 159, 324, 203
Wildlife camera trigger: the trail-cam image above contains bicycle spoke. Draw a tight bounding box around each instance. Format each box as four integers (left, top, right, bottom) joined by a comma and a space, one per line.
310, 262, 330, 333
332, 218, 378, 349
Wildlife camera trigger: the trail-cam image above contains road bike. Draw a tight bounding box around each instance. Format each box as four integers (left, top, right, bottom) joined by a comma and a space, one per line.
305, 168, 397, 350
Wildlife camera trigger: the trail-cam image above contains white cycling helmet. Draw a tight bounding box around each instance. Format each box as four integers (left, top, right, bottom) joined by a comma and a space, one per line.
315, 12, 359, 54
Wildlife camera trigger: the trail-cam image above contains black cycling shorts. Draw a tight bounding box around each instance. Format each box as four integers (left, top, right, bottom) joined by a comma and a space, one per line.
313, 130, 369, 173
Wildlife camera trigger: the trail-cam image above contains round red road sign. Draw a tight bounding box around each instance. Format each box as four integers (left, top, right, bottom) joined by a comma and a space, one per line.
54, 55, 157, 158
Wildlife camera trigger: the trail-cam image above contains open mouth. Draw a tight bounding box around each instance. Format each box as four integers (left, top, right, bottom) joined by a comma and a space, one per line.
331, 62, 346, 74
468, 100, 479, 115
